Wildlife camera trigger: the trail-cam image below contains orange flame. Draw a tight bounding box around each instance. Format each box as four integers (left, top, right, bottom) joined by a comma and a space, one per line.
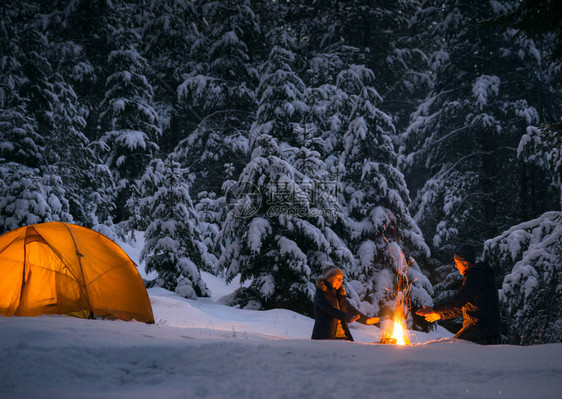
391, 308, 411, 346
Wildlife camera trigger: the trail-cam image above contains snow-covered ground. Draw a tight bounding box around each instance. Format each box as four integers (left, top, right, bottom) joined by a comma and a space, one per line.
1, 234, 561, 398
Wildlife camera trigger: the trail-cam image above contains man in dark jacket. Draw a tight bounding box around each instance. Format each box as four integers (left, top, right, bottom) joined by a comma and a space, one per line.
417, 245, 501, 344
311, 264, 379, 341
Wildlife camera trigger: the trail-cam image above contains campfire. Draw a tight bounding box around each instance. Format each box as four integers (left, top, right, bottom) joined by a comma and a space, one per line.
377, 221, 413, 346
378, 305, 411, 345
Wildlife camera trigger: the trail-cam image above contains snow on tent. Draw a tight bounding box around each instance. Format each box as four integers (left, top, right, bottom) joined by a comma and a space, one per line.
0, 222, 154, 323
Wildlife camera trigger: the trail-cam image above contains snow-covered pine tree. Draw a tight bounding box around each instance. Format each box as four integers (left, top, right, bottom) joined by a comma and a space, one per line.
30, 6, 118, 229
339, 65, 433, 329
141, 0, 197, 85
399, 1, 562, 335
171, 0, 261, 271
400, 0, 559, 262
216, 27, 351, 314
49, 0, 115, 142
483, 211, 561, 344
217, 134, 335, 315
41, 1, 118, 229
140, 0, 199, 153
200, 0, 260, 116
250, 27, 308, 147
194, 190, 224, 275
304, 54, 348, 149
0, 18, 73, 232
0, 12, 42, 168
139, 157, 210, 299
494, 0, 562, 62
288, 0, 431, 134
482, 112, 562, 344
287, 125, 354, 274
98, 27, 161, 223
303, 55, 360, 216
0, 164, 73, 233
0, 103, 42, 168
518, 125, 562, 209
16, 31, 59, 156
175, 0, 259, 197
40, 69, 114, 227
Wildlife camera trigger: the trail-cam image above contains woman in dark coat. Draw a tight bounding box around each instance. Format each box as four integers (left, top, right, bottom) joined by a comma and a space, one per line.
311, 264, 379, 341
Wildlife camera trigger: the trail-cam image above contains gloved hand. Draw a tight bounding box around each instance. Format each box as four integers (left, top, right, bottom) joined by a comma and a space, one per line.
416, 306, 441, 322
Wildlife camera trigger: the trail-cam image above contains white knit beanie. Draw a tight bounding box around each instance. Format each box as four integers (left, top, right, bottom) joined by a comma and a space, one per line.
322, 264, 343, 280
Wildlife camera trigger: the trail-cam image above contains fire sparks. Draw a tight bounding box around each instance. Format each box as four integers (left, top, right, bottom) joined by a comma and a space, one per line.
378, 216, 413, 346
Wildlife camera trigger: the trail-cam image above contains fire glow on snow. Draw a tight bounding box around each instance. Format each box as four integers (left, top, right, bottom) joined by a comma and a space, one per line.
1, 285, 561, 399
1, 234, 561, 398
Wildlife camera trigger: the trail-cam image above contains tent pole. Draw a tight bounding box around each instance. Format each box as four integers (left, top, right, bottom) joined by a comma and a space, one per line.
17, 228, 30, 312
63, 224, 93, 314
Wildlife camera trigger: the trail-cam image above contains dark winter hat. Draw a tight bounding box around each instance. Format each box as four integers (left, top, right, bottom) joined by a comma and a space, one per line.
322, 263, 343, 280
454, 245, 476, 264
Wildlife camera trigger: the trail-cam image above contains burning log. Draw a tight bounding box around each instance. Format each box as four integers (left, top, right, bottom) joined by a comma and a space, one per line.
378, 308, 411, 345
377, 307, 411, 345
378, 337, 398, 345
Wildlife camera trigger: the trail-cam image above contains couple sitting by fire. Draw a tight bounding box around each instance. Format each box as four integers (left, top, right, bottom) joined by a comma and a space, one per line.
311, 245, 500, 345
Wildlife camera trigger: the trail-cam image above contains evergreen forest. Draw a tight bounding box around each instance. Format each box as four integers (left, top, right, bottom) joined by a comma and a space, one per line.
1, 0, 561, 344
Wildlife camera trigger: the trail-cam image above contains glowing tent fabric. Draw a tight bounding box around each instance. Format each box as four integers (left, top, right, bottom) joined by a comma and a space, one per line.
0, 222, 154, 323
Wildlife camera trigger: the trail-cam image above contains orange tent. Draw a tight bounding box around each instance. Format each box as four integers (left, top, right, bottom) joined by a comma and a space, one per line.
0, 222, 154, 323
